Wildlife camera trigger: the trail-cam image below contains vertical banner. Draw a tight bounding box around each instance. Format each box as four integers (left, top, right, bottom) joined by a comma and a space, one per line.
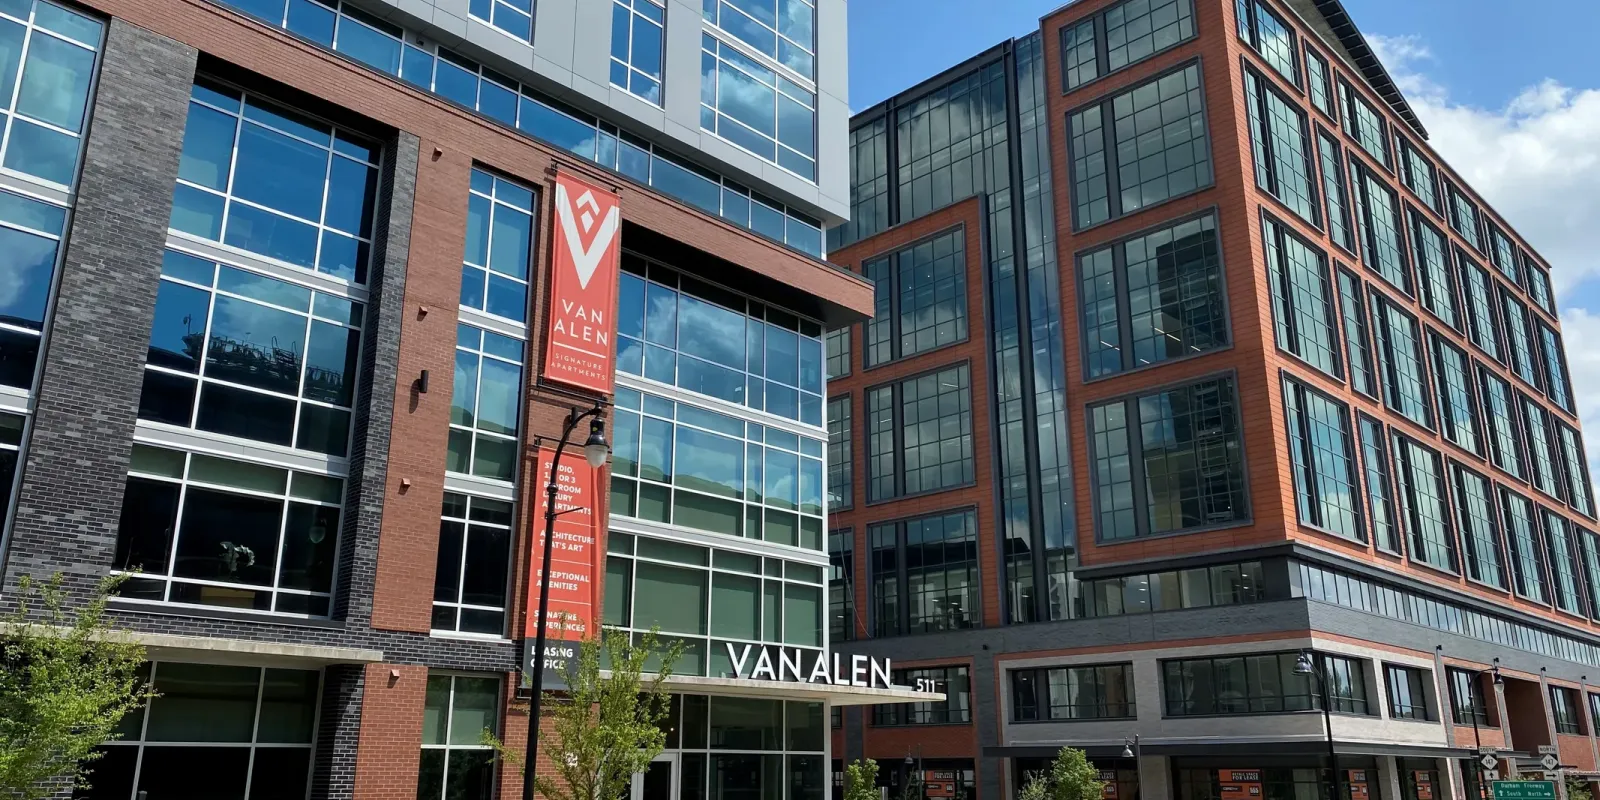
1348, 770, 1370, 800
1415, 772, 1435, 800
522, 446, 600, 689
543, 170, 622, 394
1098, 770, 1120, 799
1219, 770, 1263, 799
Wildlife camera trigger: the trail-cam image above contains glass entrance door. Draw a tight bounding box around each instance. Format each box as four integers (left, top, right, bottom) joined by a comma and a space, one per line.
632, 754, 678, 800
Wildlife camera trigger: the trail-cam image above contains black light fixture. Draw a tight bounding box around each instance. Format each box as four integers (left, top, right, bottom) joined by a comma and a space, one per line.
1295, 650, 1340, 800
583, 417, 609, 467
1294, 651, 1315, 675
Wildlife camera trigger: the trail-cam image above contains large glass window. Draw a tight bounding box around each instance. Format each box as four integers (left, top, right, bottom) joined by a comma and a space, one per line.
1391, 433, 1456, 573
0, 0, 102, 187
1409, 211, 1458, 329
1283, 376, 1361, 541
866, 364, 973, 501
1162, 652, 1362, 716
1079, 212, 1227, 378
1396, 135, 1438, 212
1359, 414, 1400, 553
1551, 686, 1584, 735
1245, 70, 1318, 226
1370, 291, 1432, 428
448, 323, 524, 484
1502, 487, 1547, 603
1348, 160, 1409, 293
460, 169, 533, 324
1338, 269, 1375, 397
1385, 664, 1433, 721
215, 0, 824, 258
1077, 561, 1267, 617
610, 386, 825, 549
1545, 510, 1583, 616
828, 529, 853, 642
1235, 0, 1296, 85
603, 533, 825, 675
1558, 424, 1593, 519
1522, 394, 1561, 499
1525, 255, 1556, 316
873, 666, 970, 725
1459, 252, 1501, 361
1502, 289, 1539, 388
1305, 46, 1333, 117
0, 412, 19, 528
420, 674, 500, 800
1069, 63, 1211, 229
1264, 213, 1339, 376
1489, 226, 1519, 284
1317, 130, 1353, 252
1430, 335, 1480, 455
863, 228, 967, 366
1451, 464, 1505, 589
1478, 367, 1524, 480
870, 509, 978, 637
432, 493, 512, 636
469, 0, 531, 41
617, 255, 825, 426
1538, 323, 1572, 413
1338, 80, 1389, 166
88, 663, 319, 800
610, 0, 664, 104
825, 396, 851, 511
1058, 0, 1195, 92
702, 0, 815, 78
1012, 663, 1134, 721
140, 249, 363, 457
1447, 668, 1489, 726
0, 187, 66, 392
173, 79, 379, 283
1448, 184, 1484, 252
646, 695, 823, 800
824, 327, 849, 379
699, 34, 815, 181
113, 443, 343, 616
1579, 529, 1600, 621
1089, 375, 1248, 540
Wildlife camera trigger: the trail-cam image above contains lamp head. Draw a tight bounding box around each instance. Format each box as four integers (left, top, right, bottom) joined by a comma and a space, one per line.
583, 416, 609, 468
1294, 651, 1315, 676
905, 755, 915, 766
1122, 744, 1134, 758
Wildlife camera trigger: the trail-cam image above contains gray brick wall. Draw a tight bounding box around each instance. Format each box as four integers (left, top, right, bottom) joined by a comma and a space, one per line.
0, 20, 196, 601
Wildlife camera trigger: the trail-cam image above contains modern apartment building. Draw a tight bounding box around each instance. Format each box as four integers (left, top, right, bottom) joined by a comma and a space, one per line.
0, 0, 944, 797
826, 2, 1600, 799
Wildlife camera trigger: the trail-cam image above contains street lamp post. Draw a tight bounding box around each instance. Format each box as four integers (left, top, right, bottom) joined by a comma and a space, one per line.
523, 402, 609, 800
1464, 659, 1504, 799
1122, 735, 1141, 797
1296, 651, 1342, 800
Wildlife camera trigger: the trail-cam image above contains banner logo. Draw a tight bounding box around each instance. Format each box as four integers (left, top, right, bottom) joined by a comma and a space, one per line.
543, 171, 622, 394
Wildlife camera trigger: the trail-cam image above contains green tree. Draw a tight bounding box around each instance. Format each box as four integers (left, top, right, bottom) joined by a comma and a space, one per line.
1567, 777, 1593, 800
844, 759, 880, 800
0, 574, 152, 800
486, 625, 683, 800
1018, 747, 1105, 800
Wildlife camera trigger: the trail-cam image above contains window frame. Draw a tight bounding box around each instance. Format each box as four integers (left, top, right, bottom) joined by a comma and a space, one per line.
430, 491, 515, 637
1446, 667, 1490, 726
1303, 43, 1335, 121
1065, 58, 1214, 231
1235, 0, 1299, 87
1358, 412, 1401, 554
1282, 373, 1364, 542
1446, 181, 1486, 253
868, 508, 981, 637
420, 672, 503, 800
1337, 77, 1390, 168
1086, 372, 1251, 542
1476, 364, 1525, 482
609, 0, 666, 105
828, 527, 854, 642
1263, 210, 1341, 379
1450, 461, 1507, 590
1055, 0, 1199, 94
1551, 685, 1585, 735
1457, 250, 1503, 364
1011, 662, 1137, 722
874, 665, 972, 726
1383, 663, 1434, 721
1429, 332, 1482, 456
1369, 288, 1434, 430
1315, 125, 1355, 255
1244, 62, 1320, 227
1076, 209, 1232, 380
862, 226, 969, 368
1501, 485, 1549, 605
1394, 132, 1439, 214
865, 361, 975, 503
1347, 156, 1411, 295
826, 394, 852, 512
1407, 207, 1459, 331
1390, 431, 1458, 574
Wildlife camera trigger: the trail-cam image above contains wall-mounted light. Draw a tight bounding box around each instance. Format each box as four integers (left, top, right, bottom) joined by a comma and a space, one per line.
418, 369, 430, 394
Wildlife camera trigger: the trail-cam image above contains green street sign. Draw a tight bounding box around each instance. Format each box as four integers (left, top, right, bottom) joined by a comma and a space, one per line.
1492, 781, 1558, 800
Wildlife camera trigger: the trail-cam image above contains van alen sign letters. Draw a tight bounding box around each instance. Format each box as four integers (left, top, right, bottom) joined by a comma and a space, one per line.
725, 643, 898, 689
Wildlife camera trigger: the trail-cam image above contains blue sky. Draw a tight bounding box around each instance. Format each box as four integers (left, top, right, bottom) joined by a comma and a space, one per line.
847, 0, 1600, 491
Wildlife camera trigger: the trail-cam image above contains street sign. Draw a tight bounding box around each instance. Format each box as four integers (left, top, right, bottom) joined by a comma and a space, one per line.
1537, 745, 1559, 756
1481, 755, 1500, 770
1539, 754, 1560, 772
1492, 781, 1558, 800
1485, 771, 1501, 782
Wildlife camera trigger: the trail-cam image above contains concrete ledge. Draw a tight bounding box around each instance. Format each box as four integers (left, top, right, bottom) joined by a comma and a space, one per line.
129, 631, 383, 667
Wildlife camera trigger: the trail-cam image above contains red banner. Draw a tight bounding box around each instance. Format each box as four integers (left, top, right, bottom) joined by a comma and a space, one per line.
1219, 770, 1263, 799
543, 170, 621, 394
1348, 770, 1370, 800
524, 447, 600, 640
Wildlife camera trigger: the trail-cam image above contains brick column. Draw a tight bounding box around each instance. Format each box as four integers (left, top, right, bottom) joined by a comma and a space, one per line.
313, 664, 366, 800
353, 662, 427, 800
0, 20, 194, 599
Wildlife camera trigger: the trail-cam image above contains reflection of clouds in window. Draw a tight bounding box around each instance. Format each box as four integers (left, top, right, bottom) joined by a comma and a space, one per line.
0, 228, 55, 323
677, 294, 745, 369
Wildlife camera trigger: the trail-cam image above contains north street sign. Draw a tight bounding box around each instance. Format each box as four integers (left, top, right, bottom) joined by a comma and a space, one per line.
1481, 755, 1500, 770
1539, 754, 1560, 772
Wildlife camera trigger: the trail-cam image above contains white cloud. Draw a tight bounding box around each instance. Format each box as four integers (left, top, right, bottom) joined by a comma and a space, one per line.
1367, 33, 1600, 500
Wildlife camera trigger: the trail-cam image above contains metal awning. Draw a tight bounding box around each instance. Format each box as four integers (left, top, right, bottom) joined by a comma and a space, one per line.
656, 674, 945, 706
